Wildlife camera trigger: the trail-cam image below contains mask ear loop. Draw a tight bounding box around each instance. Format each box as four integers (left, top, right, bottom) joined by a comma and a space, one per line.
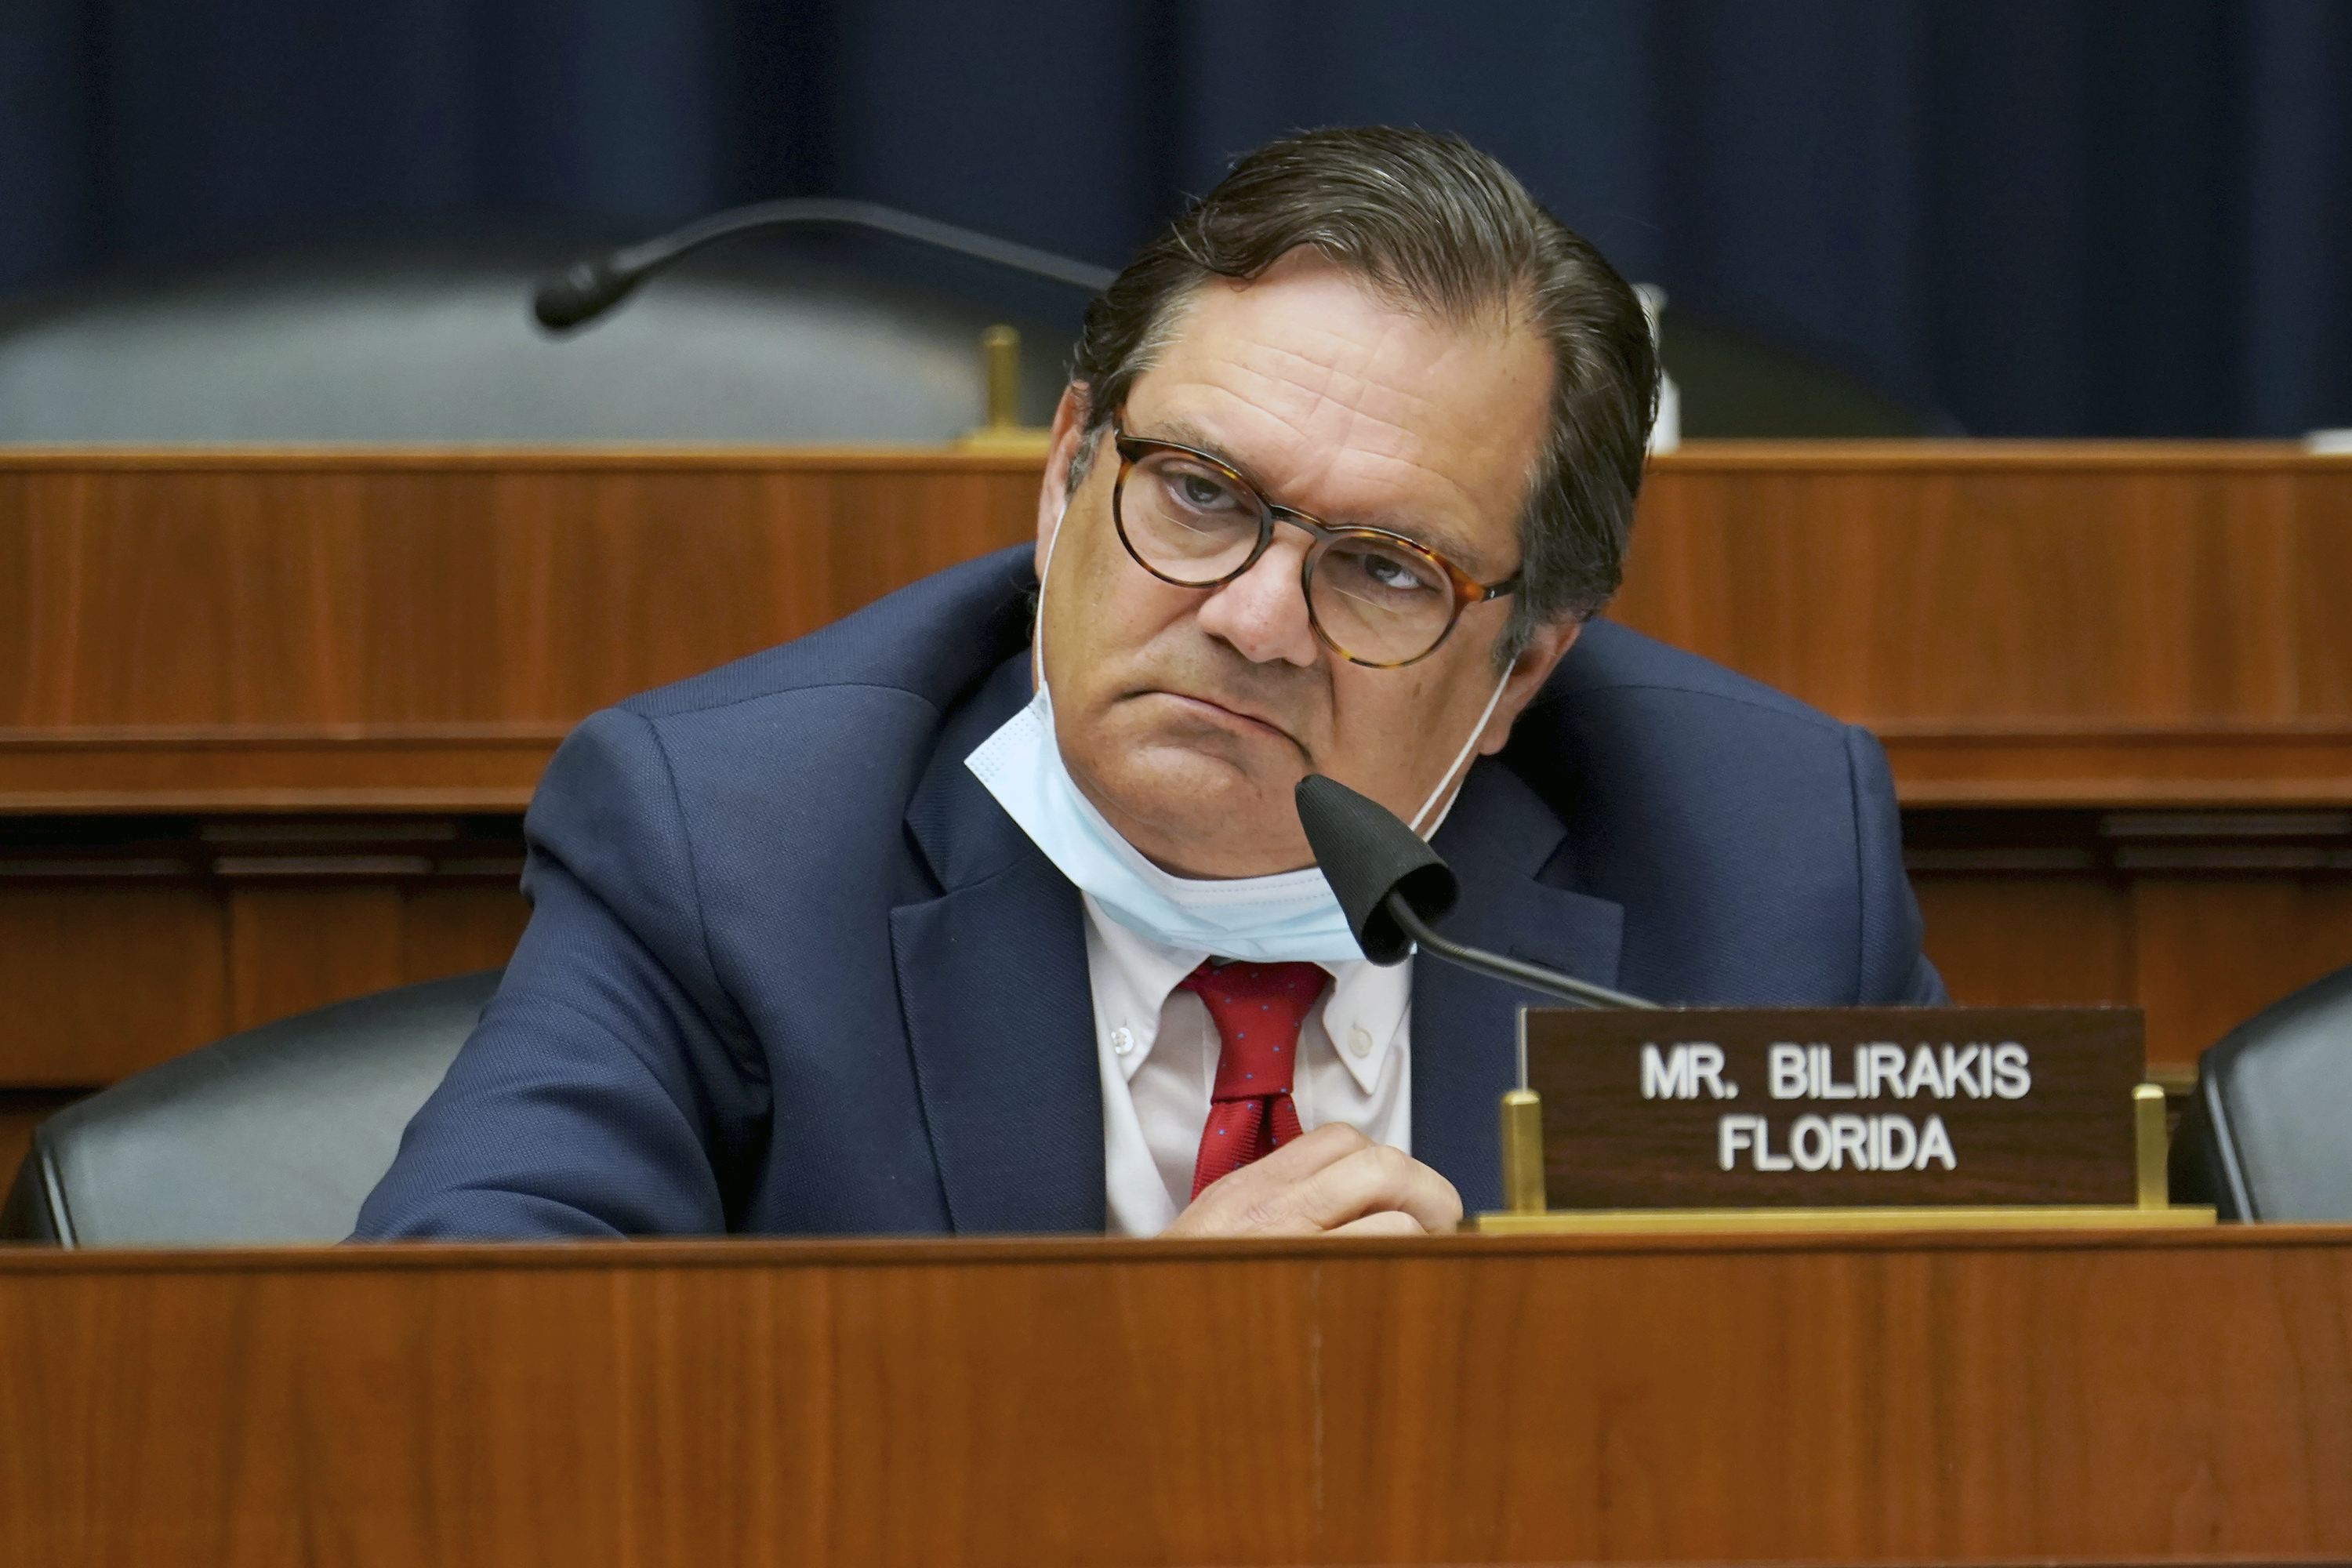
1407, 660, 1515, 836
1033, 494, 1067, 697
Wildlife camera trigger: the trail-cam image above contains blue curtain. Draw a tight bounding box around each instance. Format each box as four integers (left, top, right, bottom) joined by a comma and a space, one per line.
2, 0, 2346, 437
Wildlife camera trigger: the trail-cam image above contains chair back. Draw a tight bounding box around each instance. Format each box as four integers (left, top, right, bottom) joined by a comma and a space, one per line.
0, 239, 1065, 443
2172, 962, 2352, 1220
0, 970, 499, 1245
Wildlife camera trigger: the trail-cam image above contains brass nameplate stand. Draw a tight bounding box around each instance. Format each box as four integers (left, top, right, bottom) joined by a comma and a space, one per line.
955, 325, 1054, 456
1475, 1007, 2215, 1234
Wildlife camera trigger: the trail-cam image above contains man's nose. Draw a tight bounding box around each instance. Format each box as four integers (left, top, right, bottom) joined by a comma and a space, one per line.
1192, 534, 1321, 666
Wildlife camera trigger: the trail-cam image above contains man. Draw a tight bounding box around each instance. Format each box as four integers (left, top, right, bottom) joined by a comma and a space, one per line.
357, 127, 1943, 1243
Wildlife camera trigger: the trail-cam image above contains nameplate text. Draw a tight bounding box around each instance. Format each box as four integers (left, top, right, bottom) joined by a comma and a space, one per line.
1522, 1007, 2144, 1208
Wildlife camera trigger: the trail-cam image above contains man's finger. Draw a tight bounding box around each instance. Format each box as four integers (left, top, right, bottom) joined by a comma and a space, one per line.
1164, 1127, 1462, 1238
1247, 1120, 1374, 1181
1163, 1123, 1373, 1237
1289, 1143, 1462, 1234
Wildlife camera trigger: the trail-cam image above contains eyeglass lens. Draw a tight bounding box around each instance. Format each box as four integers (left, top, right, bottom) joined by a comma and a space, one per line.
1122, 448, 1457, 666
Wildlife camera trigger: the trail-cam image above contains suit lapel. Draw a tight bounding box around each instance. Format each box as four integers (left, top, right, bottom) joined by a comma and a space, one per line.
1413, 760, 1625, 1213
891, 657, 1105, 1234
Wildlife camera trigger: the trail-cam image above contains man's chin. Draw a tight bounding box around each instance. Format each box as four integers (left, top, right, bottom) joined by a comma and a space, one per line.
1076, 747, 1312, 873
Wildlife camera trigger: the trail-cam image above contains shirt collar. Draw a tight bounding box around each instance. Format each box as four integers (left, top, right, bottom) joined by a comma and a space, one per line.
1322, 956, 1412, 1096
1080, 894, 1406, 1095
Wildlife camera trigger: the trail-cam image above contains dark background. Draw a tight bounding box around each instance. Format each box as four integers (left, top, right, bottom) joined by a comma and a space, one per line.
3, 0, 2347, 438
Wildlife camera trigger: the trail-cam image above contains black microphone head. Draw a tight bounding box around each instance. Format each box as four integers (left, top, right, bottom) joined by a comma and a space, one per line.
1295, 774, 1458, 965
532, 257, 641, 332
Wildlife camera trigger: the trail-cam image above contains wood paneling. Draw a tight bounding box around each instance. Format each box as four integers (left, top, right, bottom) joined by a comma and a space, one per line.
397, 883, 531, 985
0, 726, 562, 813
0, 883, 228, 1082
5, 444, 2350, 811
0, 822, 525, 1086
1914, 873, 2135, 1008
1874, 726, 2352, 807
1, 1229, 2347, 1565
227, 884, 408, 1031
1612, 443, 2352, 806
2299, 488, 2352, 717
1618, 451, 2298, 724
0, 452, 1045, 727
2132, 876, 2352, 1062
1908, 809, 2352, 1066
0, 451, 1044, 810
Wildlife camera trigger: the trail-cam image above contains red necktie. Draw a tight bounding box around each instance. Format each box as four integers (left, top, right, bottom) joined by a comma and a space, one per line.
1178, 959, 1329, 1199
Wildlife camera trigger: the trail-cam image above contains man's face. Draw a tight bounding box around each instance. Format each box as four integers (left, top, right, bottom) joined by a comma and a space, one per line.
1034, 250, 1578, 879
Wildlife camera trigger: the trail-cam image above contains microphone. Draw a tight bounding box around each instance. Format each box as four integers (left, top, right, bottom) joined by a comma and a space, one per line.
1294, 774, 1657, 1011
532, 198, 1120, 332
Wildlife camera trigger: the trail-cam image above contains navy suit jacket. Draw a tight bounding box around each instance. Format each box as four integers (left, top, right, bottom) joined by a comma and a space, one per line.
356, 545, 1943, 1239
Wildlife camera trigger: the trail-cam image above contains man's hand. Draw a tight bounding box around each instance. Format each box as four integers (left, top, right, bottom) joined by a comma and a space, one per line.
1162, 1122, 1463, 1238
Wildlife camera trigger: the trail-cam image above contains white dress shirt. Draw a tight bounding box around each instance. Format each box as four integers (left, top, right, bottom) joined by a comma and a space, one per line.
1083, 892, 1413, 1236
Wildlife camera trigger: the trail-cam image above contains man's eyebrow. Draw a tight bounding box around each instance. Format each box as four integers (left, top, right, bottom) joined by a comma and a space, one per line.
1131, 416, 1501, 576
1142, 416, 1248, 473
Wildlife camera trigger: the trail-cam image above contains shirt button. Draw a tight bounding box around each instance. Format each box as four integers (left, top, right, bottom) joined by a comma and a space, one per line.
1109, 1026, 1135, 1056
1348, 1025, 1374, 1058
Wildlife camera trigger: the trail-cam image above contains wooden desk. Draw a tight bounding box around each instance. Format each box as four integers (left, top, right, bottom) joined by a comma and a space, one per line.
0, 448, 1042, 811
6, 443, 2347, 813
2, 445, 2348, 1122
2, 1228, 2347, 1565
1621, 441, 2352, 808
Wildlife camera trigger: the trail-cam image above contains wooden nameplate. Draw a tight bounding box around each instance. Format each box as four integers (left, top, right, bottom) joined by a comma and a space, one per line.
1475, 1007, 2215, 1234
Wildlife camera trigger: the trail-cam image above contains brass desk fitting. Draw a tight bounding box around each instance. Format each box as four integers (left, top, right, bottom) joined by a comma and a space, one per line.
956, 325, 1053, 456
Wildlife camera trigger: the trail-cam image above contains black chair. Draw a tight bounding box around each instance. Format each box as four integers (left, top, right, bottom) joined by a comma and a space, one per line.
2172, 961, 2352, 1221
0, 970, 498, 1246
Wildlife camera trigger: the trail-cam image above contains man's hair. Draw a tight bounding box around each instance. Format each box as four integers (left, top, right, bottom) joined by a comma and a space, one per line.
1066, 125, 1660, 664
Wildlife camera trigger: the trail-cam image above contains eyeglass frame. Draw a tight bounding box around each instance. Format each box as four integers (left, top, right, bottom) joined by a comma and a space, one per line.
1105, 423, 1521, 670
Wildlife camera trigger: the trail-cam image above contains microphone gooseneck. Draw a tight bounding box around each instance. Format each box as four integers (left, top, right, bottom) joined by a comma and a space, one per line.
1294, 773, 1657, 1010
532, 198, 1120, 332
1378, 891, 1656, 1011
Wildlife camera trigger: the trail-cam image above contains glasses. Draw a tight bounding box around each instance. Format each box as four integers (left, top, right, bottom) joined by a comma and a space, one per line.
1109, 425, 1519, 669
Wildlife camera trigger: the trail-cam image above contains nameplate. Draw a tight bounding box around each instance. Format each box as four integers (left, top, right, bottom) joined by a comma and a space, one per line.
1522, 1007, 2144, 1208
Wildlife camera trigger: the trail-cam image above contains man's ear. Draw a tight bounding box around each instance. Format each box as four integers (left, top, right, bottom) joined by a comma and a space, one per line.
1036, 384, 1090, 579
1476, 619, 1582, 757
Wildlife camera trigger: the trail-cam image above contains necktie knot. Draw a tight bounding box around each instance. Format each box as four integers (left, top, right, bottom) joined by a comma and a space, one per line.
1178, 960, 1327, 1197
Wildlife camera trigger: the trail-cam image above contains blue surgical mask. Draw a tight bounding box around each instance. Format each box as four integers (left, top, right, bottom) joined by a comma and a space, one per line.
964, 498, 1507, 963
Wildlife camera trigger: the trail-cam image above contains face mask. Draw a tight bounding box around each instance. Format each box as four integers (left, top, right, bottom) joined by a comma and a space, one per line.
964, 495, 1509, 963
